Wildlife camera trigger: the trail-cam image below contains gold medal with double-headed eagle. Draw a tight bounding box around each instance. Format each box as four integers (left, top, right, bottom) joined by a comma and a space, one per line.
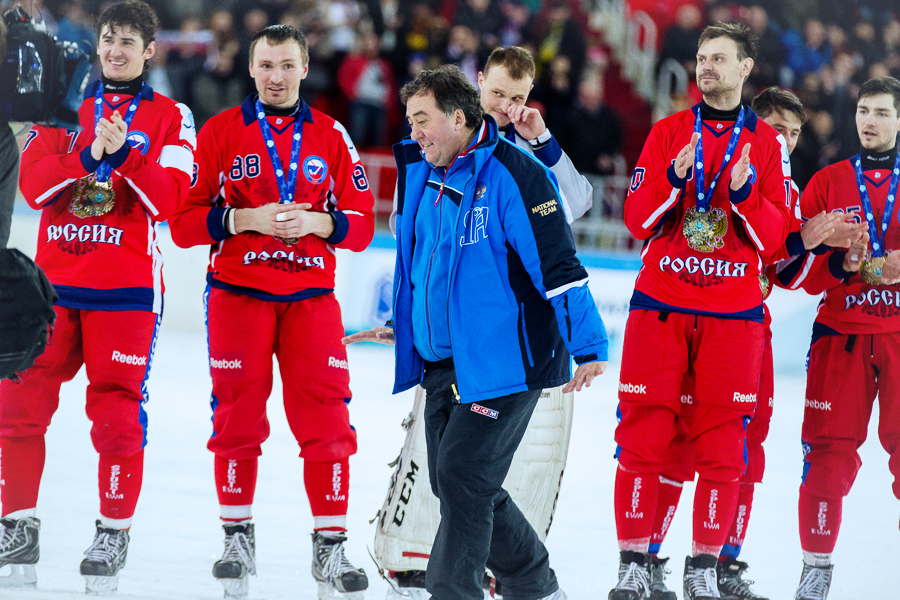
70, 175, 116, 218
682, 207, 727, 252
860, 252, 889, 286
276, 236, 300, 246
759, 273, 771, 298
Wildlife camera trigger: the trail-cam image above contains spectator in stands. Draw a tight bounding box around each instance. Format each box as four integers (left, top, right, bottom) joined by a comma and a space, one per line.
782, 19, 831, 82
443, 24, 485, 86
337, 29, 397, 148
745, 5, 784, 90
792, 109, 841, 188
557, 75, 623, 178
453, 0, 503, 52
850, 20, 885, 68
165, 16, 207, 124
532, 0, 585, 85
498, 0, 532, 48
55, 0, 94, 54
658, 4, 703, 78
192, 10, 245, 126
531, 54, 574, 134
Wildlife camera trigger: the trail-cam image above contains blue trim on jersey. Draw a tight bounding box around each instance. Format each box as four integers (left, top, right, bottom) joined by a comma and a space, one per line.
239, 94, 315, 126
785, 231, 806, 257
207, 206, 229, 242
532, 136, 563, 167
629, 290, 764, 322
138, 313, 161, 449
827, 251, 849, 280
54, 284, 157, 312
324, 211, 350, 245
203, 285, 218, 439
80, 146, 102, 173
801, 439, 813, 484
207, 273, 332, 303
83, 80, 156, 101
106, 141, 131, 170
648, 543, 662, 555
729, 179, 752, 204
810, 321, 841, 346
720, 544, 742, 559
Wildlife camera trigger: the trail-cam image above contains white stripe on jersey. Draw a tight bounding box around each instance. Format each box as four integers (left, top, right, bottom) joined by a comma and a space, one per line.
332, 120, 360, 163
642, 187, 680, 230
35, 178, 76, 205
148, 216, 163, 314
731, 202, 765, 252
124, 176, 160, 217
159, 144, 193, 176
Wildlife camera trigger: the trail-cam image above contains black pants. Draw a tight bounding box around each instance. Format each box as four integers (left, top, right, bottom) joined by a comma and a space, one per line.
422, 364, 558, 600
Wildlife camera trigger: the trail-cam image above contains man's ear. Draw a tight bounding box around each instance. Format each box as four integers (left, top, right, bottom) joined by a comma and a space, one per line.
741, 57, 754, 79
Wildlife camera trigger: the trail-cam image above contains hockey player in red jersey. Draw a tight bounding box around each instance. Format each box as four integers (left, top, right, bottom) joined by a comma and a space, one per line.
168, 25, 374, 600
611, 23, 793, 600
0, 1, 194, 593
785, 76, 900, 600
641, 88, 866, 600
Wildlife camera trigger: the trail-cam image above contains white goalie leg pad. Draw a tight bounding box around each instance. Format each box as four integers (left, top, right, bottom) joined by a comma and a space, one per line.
372, 385, 574, 574
0, 564, 38, 588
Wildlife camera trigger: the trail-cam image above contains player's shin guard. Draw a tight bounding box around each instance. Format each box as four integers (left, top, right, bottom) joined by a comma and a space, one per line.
304, 458, 349, 533
721, 482, 755, 560
98, 451, 143, 526
0, 436, 45, 516
798, 486, 841, 554
691, 478, 739, 557
215, 456, 257, 521
614, 465, 660, 552
649, 477, 683, 556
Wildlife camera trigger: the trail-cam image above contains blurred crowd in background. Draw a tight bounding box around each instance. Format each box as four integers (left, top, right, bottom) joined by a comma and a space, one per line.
4, 0, 900, 191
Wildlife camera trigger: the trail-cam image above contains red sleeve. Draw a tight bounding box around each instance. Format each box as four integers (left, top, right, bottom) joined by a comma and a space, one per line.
727, 136, 792, 256
623, 121, 684, 240
169, 116, 223, 248
325, 123, 375, 252
762, 181, 802, 264
792, 171, 844, 295
19, 125, 90, 208
115, 102, 195, 222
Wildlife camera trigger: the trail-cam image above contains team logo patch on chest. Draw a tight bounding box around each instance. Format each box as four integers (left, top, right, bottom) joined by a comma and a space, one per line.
303, 156, 328, 184
126, 131, 151, 154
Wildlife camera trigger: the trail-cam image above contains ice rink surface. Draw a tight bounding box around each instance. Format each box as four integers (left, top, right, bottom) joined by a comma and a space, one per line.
2, 333, 895, 600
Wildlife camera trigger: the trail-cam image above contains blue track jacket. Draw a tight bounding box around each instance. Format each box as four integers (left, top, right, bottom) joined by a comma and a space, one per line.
391, 115, 608, 403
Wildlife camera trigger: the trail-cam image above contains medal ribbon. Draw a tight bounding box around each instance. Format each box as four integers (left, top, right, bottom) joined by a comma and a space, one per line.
853, 151, 900, 257
94, 82, 143, 183
692, 106, 746, 212
254, 97, 304, 204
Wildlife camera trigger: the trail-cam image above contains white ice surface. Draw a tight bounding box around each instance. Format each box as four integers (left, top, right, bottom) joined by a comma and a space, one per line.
2, 332, 895, 600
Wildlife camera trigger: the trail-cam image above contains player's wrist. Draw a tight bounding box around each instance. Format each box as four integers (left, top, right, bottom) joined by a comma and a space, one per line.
528, 128, 552, 147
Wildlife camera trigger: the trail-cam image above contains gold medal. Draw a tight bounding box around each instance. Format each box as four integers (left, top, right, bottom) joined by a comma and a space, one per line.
70, 175, 116, 218
759, 273, 770, 298
275, 236, 300, 245
682, 207, 727, 253
860, 254, 888, 286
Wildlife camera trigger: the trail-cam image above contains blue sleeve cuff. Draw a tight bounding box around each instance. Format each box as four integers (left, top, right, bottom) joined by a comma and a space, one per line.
729, 179, 752, 204
785, 231, 805, 257
80, 146, 102, 174
828, 251, 849, 280
667, 164, 690, 188
207, 207, 229, 241
812, 243, 831, 255
324, 211, 349, 245
574, 354, 601, 365
532, 135, 563, 167
105, 142, 131, 170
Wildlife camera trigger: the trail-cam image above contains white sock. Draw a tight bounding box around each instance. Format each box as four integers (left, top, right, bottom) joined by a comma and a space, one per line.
99, 515, 132, 530
803, 551, 833, 567
220, 504, 252, 522
3, 508, 37, 519
313, 515, 347, 533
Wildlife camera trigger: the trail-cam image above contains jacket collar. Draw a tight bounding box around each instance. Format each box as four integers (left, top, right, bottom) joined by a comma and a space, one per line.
84, 79, 155, 101
241, 94, 315, 126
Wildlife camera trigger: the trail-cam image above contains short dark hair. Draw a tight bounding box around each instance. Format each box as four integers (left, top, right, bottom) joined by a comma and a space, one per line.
858, 76, 900, 115
698, 22, 758, 61
751, 87, 807, 124
484, 46, 535, 81
400, 65, 484, 130
249, 25, 309, 65
96, 1, 159, 50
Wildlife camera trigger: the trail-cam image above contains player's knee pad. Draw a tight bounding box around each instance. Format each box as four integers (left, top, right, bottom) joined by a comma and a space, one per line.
802, 446, 861, 498
617, 448, 664, 474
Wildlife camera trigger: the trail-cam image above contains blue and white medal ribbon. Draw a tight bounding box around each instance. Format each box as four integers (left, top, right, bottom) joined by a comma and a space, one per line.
94, 82, 143, 182
254, 97, 304, 204
853, 152, 900, 257
692, 105, 746, 211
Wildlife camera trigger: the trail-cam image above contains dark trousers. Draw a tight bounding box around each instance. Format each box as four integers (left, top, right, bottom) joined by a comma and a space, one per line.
422, 365, 558, 600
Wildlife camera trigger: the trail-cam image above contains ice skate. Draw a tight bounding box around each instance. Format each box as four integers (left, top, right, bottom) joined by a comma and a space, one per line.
80, 520, 129, 595
213, 522, 256, 599
383, 570, 427, 600
0, 517, 40, 588
311, 531, 368, 600
608, 550, 650, 600
716, 557, 768, 600
683, 554, 721, 600
648, 556, 677, 600
793, 562, 833, 600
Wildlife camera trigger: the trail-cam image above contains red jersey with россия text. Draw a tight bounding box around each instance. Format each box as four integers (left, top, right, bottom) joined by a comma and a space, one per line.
18, 80, 195, 314
624, 103, 792, 321
784, 151, 900, 334
169, 96, 374, 299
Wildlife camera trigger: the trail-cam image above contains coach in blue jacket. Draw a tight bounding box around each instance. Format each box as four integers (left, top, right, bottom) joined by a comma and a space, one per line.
344, 65, 607, 600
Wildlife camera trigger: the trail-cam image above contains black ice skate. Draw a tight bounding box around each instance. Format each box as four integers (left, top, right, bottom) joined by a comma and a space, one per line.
716, 557, 768, 600
683, 554, 721, 600
213, 522, 256, 599
311, 531, 368, 600
648, 556, 677, 600
0, 516, 40, 588
80, 520, 130, 594
608, 550, 650, 600
793, 561, 833, 600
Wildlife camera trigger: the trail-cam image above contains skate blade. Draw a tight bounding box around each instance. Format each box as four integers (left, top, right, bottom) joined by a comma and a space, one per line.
220, 576, 249, 599
318, 582, 365, 600
0, 564, 38, 588
385, 587, 428, 600
85, 574, 119, 595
